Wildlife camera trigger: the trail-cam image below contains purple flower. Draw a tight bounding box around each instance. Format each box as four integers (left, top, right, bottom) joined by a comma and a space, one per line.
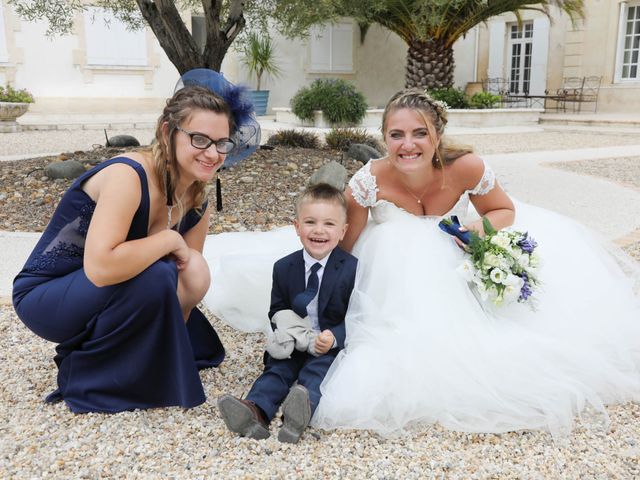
518, 272, 533, 301
517, 234, 537, 254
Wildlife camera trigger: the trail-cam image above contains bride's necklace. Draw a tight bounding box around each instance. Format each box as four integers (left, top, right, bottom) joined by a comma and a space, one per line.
397, 176, 430, 204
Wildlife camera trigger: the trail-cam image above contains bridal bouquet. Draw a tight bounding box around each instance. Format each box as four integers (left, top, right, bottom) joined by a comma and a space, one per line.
439, 216, 540, 307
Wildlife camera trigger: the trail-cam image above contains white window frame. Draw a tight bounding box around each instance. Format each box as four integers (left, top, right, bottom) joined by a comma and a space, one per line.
507, 21, 534, 94
309, 21, 354, 73
84, 7, 147, 67
615, 1, 640, 83
0, 3, 9, 63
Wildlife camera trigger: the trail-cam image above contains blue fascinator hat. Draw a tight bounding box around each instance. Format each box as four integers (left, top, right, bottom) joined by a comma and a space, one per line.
174, 68, 261, 168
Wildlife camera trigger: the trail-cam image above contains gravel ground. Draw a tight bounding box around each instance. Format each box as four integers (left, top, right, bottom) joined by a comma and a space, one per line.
2, 304, 640, 479
449, 130, 640, 155
0, 146, 358, 233
548, 157, 640, 191
2, 130, 640, 478
0, 129, 156, 159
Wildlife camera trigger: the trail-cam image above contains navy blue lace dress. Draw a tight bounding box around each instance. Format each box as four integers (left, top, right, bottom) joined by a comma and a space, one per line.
12, 157, 225, 413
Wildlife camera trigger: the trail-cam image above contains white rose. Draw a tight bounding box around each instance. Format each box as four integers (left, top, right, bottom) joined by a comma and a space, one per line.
489, 268, 507, 284
484, 253, 501, 268
502, 284, 520, 304
490, 234, 511, 249
507, 246, 522, 260
498, 255, 512, 271
504, 274, 524, 288
518, 254, 530, 268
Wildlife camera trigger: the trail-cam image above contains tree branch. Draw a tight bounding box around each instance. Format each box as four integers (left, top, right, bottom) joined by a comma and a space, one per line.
135, 0, 202, 73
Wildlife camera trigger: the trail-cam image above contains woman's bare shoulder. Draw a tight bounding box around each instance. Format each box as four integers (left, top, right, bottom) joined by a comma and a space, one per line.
448, 153, 486, 189
117, 150, 148, 165
368, 157, 388, 177
82, 156, 145, 201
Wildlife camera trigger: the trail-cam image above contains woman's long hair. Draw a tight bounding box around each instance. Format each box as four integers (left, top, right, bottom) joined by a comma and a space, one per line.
148, 85, 234, 220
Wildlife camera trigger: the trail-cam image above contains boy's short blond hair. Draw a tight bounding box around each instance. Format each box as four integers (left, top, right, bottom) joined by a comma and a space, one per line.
295, 183, 348, 219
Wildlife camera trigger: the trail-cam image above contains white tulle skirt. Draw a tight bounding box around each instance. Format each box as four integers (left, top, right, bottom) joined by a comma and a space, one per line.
203, 200, 640, 439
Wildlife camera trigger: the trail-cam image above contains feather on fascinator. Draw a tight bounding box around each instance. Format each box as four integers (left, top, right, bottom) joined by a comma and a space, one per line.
174, 68, 261, 167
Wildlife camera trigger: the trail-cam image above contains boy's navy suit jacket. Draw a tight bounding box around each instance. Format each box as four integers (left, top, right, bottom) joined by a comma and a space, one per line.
268, 247, 357, 351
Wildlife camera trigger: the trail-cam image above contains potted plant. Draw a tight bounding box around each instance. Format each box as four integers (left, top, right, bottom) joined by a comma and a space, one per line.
242, 32, 282, 116
0, 84, 34, 131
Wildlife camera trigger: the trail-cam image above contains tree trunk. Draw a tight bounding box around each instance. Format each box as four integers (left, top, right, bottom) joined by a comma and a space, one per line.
405, 37, 455, 91
135, 0, 245, 74
202, 0, 245, 72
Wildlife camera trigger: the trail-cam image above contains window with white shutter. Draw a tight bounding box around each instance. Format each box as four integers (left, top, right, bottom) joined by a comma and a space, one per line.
84, 7, 147, 67
309, 21, 353, 73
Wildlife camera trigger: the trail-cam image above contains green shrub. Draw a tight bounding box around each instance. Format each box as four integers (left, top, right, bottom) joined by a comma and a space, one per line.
290, 79, 367, 126
428, 87, 469, 109
266, 129, 320, 149
0, 85, 34, 103
324, 128, 384, 153
469, 92, 501, 109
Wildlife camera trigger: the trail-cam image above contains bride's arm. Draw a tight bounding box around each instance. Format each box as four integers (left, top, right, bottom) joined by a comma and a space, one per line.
469, 185, 515, 234
340, 186, 369, 253
456, 154, 515, 235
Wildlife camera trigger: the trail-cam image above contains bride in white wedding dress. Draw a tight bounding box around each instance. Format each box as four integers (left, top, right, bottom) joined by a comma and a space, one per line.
204, 89, 640, 439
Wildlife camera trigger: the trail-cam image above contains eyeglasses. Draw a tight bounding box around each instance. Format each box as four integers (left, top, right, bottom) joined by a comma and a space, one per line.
176, 126, 235, 154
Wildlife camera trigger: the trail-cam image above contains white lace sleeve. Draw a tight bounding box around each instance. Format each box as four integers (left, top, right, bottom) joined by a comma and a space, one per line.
348, 161, 378, 207
468, 160, 496, 196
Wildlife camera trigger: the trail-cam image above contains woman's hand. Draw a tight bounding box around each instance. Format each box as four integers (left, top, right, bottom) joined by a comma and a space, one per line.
169, 232, 191, 271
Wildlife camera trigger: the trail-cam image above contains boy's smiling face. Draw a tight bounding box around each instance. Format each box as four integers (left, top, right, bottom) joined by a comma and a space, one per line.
294, 200, 348, 260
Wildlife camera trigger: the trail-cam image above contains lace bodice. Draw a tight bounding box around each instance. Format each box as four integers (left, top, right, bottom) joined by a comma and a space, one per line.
348, 158, 496, 219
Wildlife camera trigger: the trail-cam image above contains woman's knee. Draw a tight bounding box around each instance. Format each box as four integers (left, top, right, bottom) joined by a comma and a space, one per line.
178, 250, 211, 301
127, 260, 178, 306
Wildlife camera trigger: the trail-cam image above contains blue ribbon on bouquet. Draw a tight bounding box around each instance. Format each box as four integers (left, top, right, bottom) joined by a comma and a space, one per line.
438, 215, 472, 245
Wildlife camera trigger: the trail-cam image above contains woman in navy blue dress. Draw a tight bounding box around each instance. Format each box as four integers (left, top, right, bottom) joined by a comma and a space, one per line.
12, 82, 239, 413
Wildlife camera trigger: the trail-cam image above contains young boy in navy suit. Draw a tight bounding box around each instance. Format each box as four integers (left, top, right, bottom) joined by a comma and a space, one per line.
218, 183, 357, 443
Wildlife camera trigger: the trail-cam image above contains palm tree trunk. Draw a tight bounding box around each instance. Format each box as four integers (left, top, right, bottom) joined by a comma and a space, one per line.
405, 38, 455, 90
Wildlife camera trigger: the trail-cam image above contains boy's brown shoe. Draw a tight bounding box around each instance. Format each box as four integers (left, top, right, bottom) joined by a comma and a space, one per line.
217, 394, 270, 440
278, 385, 312, 443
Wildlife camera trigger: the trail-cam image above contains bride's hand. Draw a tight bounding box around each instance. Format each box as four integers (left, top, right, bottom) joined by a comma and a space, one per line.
454, 219, 483, 249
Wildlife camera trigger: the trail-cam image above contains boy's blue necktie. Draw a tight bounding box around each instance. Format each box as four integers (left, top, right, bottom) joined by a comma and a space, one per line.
293, 262, 322, 318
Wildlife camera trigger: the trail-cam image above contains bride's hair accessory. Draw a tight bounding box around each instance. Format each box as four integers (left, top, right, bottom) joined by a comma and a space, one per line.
382, 88, 449, 136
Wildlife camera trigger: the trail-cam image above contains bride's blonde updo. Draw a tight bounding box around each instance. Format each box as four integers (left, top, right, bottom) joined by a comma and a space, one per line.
381, 88, 472, 169
148, 85, 234, 218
